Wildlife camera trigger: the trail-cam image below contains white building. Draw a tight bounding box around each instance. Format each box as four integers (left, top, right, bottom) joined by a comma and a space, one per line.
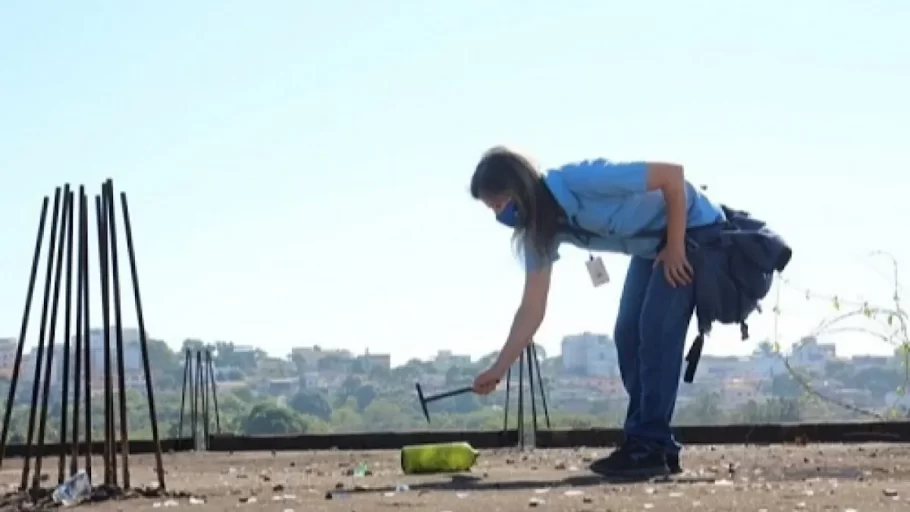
697, 355, 764, 381
788, 336, 836, 372
0, 338, 19, 379
88, 327, 143, 372
433, 350, 471, 371
300, 370, 327, 389
561, 332, 618, 377
750, 352, 788, 378
22, 327, 144, 387
290, 345, 352, 370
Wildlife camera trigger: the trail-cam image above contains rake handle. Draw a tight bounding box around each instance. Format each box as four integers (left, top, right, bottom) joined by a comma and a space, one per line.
423, 386, 474, 403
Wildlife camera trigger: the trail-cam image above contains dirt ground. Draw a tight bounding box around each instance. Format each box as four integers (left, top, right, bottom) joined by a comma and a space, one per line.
2, 443, 910, 511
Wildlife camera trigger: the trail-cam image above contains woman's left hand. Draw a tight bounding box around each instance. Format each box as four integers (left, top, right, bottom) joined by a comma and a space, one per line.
655, 241, 693, 287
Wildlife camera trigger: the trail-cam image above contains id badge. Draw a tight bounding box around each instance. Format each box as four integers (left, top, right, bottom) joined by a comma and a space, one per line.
585, 256, 609, 287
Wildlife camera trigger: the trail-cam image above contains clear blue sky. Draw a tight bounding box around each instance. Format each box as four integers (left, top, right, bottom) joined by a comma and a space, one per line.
1, 1, 907, 365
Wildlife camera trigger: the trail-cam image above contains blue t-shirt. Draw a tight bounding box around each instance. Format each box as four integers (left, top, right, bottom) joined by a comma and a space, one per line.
524, 159, 725, 272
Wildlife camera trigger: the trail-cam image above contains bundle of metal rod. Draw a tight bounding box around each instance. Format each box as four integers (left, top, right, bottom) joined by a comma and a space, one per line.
177, 348, 222, 450
0, 180, 166, 492
501, 343, 551, 449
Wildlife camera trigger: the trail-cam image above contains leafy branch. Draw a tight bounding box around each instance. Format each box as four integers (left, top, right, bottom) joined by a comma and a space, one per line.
771, 251, 910, 419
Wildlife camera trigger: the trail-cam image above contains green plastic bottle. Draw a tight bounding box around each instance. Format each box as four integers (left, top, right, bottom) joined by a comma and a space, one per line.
400, 442, 479, 474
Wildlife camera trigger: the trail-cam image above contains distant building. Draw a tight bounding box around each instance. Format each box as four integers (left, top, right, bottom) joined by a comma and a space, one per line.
290, 345, 353, 370
561, 332, 618, 377
719, 376, 764, 406
360, 350, 391, 371
267, 378, 297, 395
230, 344, 260, 368
750, 353, 787, 378
0, 338, 18, 379
851, 355, 890, 367
788, 336, 836, 371
300, 370, 327, 389
697, 355, 753, 380
20, 327, 145, 387
211, 365, 244, 382
585, 376, 625, 396
88, 328, 143, 372
433, 350, 471, 371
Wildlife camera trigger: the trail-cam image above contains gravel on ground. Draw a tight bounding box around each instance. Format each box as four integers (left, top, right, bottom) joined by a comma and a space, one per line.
2, 443, 910, 511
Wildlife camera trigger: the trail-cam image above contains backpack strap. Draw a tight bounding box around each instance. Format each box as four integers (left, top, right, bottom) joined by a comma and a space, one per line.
683, 334, 705, 383
558, 216, 599, 244
562, 215, 670, 243
683, 322, 750, 383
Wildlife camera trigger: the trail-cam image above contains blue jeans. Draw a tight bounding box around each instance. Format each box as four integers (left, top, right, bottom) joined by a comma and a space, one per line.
614, 256, 695, 456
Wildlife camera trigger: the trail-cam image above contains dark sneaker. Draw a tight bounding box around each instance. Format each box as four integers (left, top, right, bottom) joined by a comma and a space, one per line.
666, 453, 683, 474
589, 445, 669, 478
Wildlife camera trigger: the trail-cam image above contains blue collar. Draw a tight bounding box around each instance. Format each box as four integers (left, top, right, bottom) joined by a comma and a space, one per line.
543, 170, 580, 216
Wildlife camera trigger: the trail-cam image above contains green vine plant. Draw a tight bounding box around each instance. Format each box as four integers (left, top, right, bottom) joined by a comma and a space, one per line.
770, 251, 910, 420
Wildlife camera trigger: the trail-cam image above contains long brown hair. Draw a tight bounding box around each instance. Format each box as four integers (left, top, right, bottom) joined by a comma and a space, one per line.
469, 146, 564, 261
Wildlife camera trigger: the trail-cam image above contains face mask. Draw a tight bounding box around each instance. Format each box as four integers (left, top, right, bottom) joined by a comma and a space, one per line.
496, 201, 520, 228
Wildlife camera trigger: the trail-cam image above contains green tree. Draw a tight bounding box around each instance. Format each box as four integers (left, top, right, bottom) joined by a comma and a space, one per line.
288, 390, 332, 420
214, 341, 266, 371
330, 397, 365, 432
362, 399, 408, 430
675, 392, 724, 425
440, 392, 481, 415
551, 411, 600, 429
223, 368, 245, 381
766, 373, 804, 397
824, 360, 853, 383
368, 364, 391, 382
389, 358, 440, 387
445, 366, 473, 387
733, 397, 802, 423
213, 341, 238, 368
753, 340, 776, 357
230, 386, 255, 403
289, 351, 308, 373
353, 384, 376, 411
181, 338, 208, 355
848, 367, 902, 397
146, 338, 180, 373
340, 376, 362, 397
390, 364, 421, 385
242, 402, 307, 435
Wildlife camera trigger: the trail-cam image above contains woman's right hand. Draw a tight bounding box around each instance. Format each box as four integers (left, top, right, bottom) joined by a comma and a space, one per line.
472, 365, 505, 395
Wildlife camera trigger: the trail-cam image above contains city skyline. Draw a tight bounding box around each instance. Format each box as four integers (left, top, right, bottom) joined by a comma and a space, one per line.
0, 324, 895, 368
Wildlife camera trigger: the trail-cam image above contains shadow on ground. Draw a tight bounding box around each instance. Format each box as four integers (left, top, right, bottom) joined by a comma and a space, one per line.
328, 472, 717, 496
329, 465, 870, 497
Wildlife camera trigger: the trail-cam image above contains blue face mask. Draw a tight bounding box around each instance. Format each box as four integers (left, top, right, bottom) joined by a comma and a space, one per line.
496, 201, 520, 228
